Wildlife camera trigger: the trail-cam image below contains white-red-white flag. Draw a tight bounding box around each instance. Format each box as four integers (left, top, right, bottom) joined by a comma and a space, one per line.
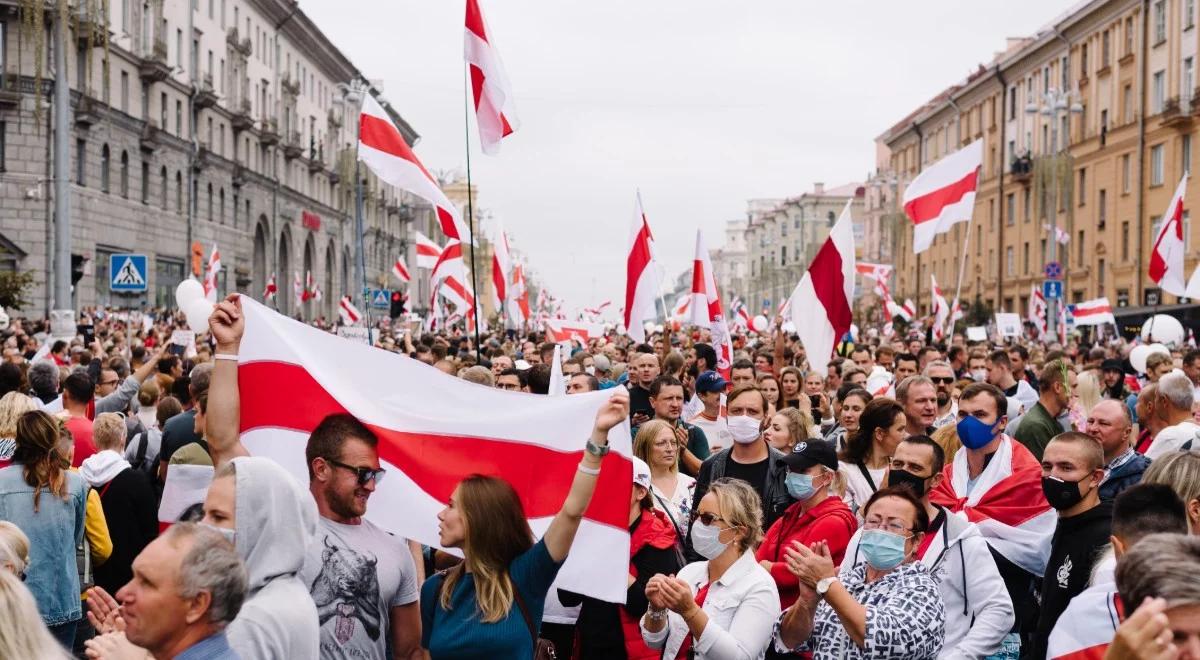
338, 296, 363, 326
545, 320, 603, 345
904, 140, 982, 253
262, 273, 277, 302
392, 257, 411, 284
508, 263, 530, 326
414, 232, 443, 270
624, 192, 660, 343
1028, 285, 1048, 339
292, 272, 304, 309
787, 201, 855, 373
1150, 173, 1189, 296
1046, 582, 1121, 660
855, 263, 893, 296
1073, 297, 1116, 327
465, 0, 519, 155
669, 296, 691, 322
231, 296, 634, 602
203, 244, 221, 303
358, 95, 470, 244
689, 230, 734, 379
931, 274, 950, 341
430, 240, 476, 316
491, 225, 512, 312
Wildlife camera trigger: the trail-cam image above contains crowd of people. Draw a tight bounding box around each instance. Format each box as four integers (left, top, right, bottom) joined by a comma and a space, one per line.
0, 300, 1197, 659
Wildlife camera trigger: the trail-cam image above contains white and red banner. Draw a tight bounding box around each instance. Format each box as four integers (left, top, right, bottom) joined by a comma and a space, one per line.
669, 296, 691, 322
624, 192, 661, 343
729, 297, 751, 330
262, 273, 277, 302
886, 298, 915, 322
491, 225, 512, 313
392, 257, 411, 284
465, 0, 518, 155
855, 263, 893, 296
903, 139, 982, 254
292, 272, 304, 310
689, 230, 734, 379
1046, 582, 1121, 660
930, 274, 949, 341
338, 296, 363, 326
203, 245, 221, 303
359, 94, 470, 243
509, 263, 530, 326
1028, 285, 1047, 339
233, 296, 633, 602
1073, 297, 1116, 327
1044, 224, 1071, 245
545, 319, 603, 345
414, 232, 443, 270
787, 200, 855, 373
1149, 173, 1189, 296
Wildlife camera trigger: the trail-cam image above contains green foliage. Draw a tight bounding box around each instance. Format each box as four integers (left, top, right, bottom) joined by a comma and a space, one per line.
0, 271, 35, 310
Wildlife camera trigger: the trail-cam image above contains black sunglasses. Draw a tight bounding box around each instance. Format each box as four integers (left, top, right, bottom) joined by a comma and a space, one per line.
930, 376, 955, 385
325, 458, 386, 486
691, 511, 727, 526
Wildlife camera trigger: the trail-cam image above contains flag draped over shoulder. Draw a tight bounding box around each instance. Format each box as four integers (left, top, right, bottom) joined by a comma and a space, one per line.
234, 296, 634, 602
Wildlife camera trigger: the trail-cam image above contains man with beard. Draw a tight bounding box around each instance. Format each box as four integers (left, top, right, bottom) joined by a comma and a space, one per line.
924, 360, 958, 429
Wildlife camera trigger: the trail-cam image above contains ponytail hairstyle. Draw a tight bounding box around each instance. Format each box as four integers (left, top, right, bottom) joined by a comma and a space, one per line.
439, 475, 534, 622
12, 411, 70, 512
840, 398, 904, 465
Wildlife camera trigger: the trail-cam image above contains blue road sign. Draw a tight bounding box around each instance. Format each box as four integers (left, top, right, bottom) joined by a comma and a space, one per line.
1042, 280, 1063, 300
110, 254, 148, 292
1044, 261, 1063, 279
364, 288, 391, 309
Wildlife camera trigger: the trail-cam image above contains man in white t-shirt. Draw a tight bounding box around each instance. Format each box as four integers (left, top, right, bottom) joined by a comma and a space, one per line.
688, 370, 732, 453
1145, 371, 1200, 459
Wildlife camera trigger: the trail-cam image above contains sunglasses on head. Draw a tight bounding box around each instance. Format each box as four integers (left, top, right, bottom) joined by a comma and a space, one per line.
325, 458, 386, 486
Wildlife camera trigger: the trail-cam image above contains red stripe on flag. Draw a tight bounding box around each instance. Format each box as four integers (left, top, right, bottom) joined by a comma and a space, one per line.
469, 64, 487, 112
465, 0, 489, 41
809, 239, 853, 337
359, 115, 437, 183
903, 169, 979, 225
238, 362, 631, 528
625, 222, 654, 327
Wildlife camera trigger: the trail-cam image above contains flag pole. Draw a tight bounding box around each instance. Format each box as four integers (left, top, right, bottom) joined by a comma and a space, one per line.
352, 81, 375, 345
463, 69, 483, 362
949, 221, 972, 335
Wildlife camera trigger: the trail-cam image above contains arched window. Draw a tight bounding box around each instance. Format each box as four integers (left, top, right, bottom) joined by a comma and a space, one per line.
100, 145, 110, 193
175, 171, 183, 213
120, 151, 130, 198
207, 183, 214, 221
160, 166, 168, 210
218, 188, 225, 224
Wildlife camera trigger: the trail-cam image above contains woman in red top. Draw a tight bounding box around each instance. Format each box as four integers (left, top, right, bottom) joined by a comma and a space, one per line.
757, 439, 857, 609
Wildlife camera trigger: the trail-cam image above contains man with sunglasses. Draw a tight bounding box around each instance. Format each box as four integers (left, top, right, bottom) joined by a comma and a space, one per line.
923, 361, 958, 430
204, 298, 424, 660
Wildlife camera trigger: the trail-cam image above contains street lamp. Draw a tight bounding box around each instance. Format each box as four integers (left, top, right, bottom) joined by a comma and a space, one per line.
1025, 86, 1082, 339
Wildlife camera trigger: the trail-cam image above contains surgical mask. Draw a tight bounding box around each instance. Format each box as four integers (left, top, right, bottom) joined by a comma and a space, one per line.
690, 521, 730, 560
970, 369, 988, 382
886, 468, 930, 498
585, 366, 595, 376
859, 529, 911, 571
785, 472, 818, 500
956, 415, 999, 450
201, 522, 236, 545
727, 415, 761, 444
1042, 475, 1088, 510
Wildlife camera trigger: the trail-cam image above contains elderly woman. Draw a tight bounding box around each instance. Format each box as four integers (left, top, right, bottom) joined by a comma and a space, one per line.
641, 478, 781, 659
775, 486, 945, 659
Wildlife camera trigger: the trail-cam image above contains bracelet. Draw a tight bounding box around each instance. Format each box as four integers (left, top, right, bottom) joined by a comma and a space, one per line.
683, 607, 703, 622
576, 463, 600, 476
647, 608, 667, 622
213, 354, 239, 362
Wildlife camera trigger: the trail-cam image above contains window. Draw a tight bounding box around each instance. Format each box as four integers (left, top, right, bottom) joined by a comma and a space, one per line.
1023, 188, 1031, 223
1078, 231, 1085, 263
207, 183, 213, 221
1009, 86, 1017, 119
1185, 134, 1193, 174
100, 144, 110, 192
1006, 246, 1015, 275
175, 171, 183, 213
1078, 168, 1086, 205
207, 0, 213, 19
1102, 30, 1111, 67
780, 245, 786, 266
1155, 0, 1167, 43
1124, 84, 1134, 122
989, 249, 996, 277
140, 160, 149, 204
1189, 0, 1197, 28
120, 71, 129, 113
220, 0, 225, 27
1122, 153, 1131, 192
1041, 238, 1047, 264
1007, 193, 1015, 226
159, 92, 167, 129
120, 151, 129, 198
176, 29, 183, 69
1152, 144, 1165, 185
1099, 189, 1107, 228
175, 100, 182, 136
218, 188, 225, 224
1187, 58, 1196, 106
1079, 46, 1087, 79
160, 166, 168, 210
1153, 71, 1165, 114
1098, 259, 1106, 296
1121, 221, 1130, 261
75, 139, 86, 185
1023, 242, 1030, 274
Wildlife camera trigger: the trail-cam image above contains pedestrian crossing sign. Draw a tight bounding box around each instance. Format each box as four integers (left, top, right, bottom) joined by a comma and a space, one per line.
110, 254, 148, 292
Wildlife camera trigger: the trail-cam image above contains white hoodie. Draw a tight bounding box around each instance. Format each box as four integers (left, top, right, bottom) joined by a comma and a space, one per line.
841, 508, 1015, 659
79, 450, 132, 487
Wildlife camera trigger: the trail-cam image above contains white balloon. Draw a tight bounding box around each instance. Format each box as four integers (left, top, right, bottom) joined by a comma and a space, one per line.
1129, 344, 1171, 374
751, 315, 769, 333
175, 279, 204, 308
781, 321, 796, 334
654, 324, 664, 334
1140, 315, 1186, 346
182, 298, 214, 334
643, 321, 655, 335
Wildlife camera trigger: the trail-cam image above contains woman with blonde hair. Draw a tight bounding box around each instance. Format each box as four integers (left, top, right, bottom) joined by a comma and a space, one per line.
1143, 449, 1200, 534
763, 407, 812, 453
420, 393, 629, 658
0, 570, 72, 659
0, 391, 38, 468
634, 419, 696, 537
931, 422, 964, 466
0, 520, 30, 577
640, 478, 781, 658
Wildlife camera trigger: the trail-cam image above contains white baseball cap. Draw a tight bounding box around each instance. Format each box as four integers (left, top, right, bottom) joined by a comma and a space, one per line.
631, 456, 652, 490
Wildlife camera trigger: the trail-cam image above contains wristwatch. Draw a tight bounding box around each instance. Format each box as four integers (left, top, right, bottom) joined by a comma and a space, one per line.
585, 438, 610, 457
815, 576, 838, 597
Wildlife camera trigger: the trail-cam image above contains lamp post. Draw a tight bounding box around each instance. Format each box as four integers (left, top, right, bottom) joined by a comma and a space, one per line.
1025, 86, 1082, 339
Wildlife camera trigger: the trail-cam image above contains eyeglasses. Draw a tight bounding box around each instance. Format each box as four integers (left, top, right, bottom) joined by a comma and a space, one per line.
99, 379, 119, 387
929, 376, 955, 385
862, 519, 913, 535
324, 458, 386, 486
692, 511, 727, 526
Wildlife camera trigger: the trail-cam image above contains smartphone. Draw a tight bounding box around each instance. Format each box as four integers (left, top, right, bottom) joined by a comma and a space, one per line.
77, 324, 95, 344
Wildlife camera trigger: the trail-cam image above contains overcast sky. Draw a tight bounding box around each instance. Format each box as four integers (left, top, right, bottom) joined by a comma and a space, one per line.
300, 0, 1075, 312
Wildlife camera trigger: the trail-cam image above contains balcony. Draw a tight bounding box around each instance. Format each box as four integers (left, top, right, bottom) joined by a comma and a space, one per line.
226, 28, 252, 58
1191, 89, 1200, 115
259, 118, 280, 146
74, 95, 101, 128
280, 74, 300, 97
230, 98, 253, 132
283, 131, 303, 160
194, 73, 217, 109
193, 144, 214, 171
307, 146, 325, 173
1162, 96, 1192, 128
1010, 154, 1033, 184
74, 11, 107, 48
232, 163, 247, 188
138, 38, 171, 84
0, 71, 20, 110
139, 120, 163, 153
327, 108, 342, 130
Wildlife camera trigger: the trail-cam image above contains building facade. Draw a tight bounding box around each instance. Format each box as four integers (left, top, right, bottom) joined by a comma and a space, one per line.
0, 0, 438, 320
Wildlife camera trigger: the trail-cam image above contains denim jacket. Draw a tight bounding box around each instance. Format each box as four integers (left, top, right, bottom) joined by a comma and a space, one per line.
0, 464, 87, 625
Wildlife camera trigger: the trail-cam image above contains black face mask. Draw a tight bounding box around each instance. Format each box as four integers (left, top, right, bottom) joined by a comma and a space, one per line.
887, 468, 930, 498
1041, 475, 1087, 510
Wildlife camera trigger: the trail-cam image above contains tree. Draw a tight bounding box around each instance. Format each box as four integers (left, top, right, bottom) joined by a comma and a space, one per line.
0, 271, 35, 310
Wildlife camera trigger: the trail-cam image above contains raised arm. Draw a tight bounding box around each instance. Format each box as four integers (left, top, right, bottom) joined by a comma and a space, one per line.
773, 316, 786, 377
542, 392, 629, 562
206, 295, 250, 469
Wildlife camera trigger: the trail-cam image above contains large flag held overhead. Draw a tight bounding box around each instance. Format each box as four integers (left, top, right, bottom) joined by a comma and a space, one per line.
233, 296, 633, 602
491, 224, 512, 313
689, 230, 734, 379
1028, 285, 1048, 338
787, 200, 855, 374
414, 232, 443, 270
392, 257, 411, 284
544, 319, 604, 345
358, 94, 471, 244
1073, 297, 1116, 327
1149, 173, 1189, 296
465, 0, 519, 155
930, 274, 950, 341
903, 140, 983, 253
624, 192, 661, 343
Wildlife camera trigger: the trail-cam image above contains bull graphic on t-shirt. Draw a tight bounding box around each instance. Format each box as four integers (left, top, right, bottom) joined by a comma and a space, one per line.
310, 536, 384, 644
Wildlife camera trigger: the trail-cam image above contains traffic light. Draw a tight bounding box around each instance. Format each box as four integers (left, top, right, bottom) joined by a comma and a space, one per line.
390, 291, 406, 319
70, 254, 86, 286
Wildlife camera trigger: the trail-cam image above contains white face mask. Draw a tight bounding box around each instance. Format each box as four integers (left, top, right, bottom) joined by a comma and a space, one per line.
585, 366, 595, 376
971, 369, 987, 382
726, 415, 762, 444
690, 521, 730, 560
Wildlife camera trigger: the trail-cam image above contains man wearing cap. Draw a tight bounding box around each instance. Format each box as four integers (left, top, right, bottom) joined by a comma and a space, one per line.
688, 371, 733, 453
1101, 359, 1131, 401
755, 439, 856, 609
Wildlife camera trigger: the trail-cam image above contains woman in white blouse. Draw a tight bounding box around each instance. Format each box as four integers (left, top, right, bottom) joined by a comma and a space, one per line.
640, 478, 781, 660
635, 419, 696, 538
837, 398, 906, 518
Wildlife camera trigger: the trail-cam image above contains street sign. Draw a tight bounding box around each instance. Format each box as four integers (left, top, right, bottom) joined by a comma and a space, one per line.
364, 288, 391, 309
1044, 261, 1063, 279
1042, 280, 1063, 300
110, 254, 148, 292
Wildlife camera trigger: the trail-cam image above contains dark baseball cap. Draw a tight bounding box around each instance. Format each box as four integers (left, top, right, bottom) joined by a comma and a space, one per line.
695, 370, 728, 393
1101, 359, 1125, 373
782, 439, 838, 472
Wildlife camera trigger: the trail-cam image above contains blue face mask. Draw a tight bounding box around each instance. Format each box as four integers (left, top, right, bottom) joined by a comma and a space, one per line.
956, 414, 1000, 450
785, 472, 817, 500
860, 529, 910, 570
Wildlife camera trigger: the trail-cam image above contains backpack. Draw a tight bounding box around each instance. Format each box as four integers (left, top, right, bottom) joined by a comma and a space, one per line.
128, 428, 161, 476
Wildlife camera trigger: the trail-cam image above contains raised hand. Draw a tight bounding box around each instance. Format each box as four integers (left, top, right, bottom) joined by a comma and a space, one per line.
594, 392, 630, 434
208, 294, 244, 352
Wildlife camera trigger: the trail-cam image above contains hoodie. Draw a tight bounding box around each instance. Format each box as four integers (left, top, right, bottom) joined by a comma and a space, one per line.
80, 450, 158, 595
226, 457, 320, 660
